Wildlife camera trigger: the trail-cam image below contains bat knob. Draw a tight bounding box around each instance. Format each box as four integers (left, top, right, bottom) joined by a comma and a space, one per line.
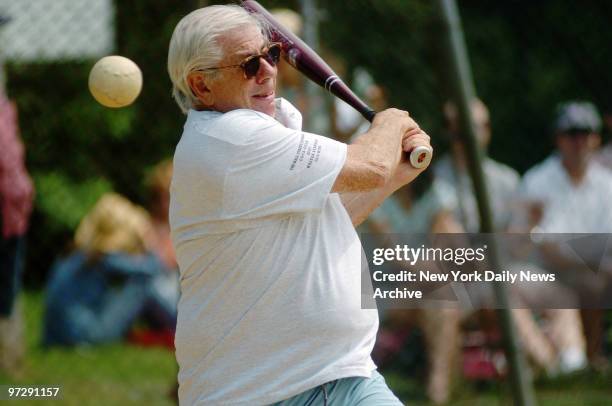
409, 146, 433, 169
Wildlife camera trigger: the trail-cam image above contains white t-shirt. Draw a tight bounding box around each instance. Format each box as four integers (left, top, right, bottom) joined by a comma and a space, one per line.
520, 154, 612, 233
597, 142, 612, 171
170, 99, 378, 405
434, 155, 520, 232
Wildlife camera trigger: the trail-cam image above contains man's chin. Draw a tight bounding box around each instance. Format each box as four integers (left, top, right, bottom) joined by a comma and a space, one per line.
252, 101, 275, 117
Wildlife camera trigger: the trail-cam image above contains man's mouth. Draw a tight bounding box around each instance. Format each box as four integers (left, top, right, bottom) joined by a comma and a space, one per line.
253, 92, 274, 100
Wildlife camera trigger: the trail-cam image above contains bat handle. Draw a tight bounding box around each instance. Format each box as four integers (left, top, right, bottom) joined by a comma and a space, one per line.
363, 109, 376, 122
409, 145, 433, 169
365, 110, 432, 169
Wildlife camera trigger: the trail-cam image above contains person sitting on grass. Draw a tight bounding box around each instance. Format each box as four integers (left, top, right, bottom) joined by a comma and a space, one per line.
42, 193, 176, 346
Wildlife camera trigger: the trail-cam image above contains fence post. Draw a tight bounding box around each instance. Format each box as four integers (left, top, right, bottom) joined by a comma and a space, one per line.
434, 1, 537, 404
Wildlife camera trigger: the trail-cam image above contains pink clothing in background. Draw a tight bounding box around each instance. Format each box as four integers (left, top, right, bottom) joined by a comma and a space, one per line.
0, 91, 34, 238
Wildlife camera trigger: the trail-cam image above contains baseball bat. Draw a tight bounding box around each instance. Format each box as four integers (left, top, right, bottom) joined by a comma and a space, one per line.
241, 0, 432, 169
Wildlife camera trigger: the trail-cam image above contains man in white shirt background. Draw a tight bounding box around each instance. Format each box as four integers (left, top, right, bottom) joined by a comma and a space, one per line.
595, 104, 612, 170
521, 100, 612, 372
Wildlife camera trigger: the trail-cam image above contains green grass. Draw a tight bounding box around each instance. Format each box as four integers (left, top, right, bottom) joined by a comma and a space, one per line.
2, 292, 611, 405
384, 370, 612, 406
1, 292, 177, 405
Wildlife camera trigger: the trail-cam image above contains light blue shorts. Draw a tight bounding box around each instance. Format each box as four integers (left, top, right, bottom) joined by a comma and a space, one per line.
273, 371, 403, 406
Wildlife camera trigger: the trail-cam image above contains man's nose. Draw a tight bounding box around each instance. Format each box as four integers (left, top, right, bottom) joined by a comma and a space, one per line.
255, 57, 276, 84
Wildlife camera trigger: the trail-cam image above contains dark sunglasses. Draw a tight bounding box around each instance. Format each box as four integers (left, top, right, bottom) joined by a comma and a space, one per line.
562, 128, 594, 138
202, 43, 282, 79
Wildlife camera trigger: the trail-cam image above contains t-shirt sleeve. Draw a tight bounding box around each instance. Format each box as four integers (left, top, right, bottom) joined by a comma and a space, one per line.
222, 111, 347, 219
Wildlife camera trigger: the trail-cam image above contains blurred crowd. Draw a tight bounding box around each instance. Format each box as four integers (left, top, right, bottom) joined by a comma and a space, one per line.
0, 120, 179, 360
1, 7, 611, 406
360, 95, 612, 404
42, 161, 178, 347
273, 10, 612, 404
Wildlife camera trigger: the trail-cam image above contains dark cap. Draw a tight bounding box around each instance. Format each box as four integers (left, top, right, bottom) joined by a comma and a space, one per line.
554, 101, 602, 133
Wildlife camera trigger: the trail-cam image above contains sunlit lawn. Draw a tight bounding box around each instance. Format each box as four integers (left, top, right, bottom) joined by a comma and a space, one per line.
384, 369, 612, 406
1, 292, 610, 405
1, 292, 177, 405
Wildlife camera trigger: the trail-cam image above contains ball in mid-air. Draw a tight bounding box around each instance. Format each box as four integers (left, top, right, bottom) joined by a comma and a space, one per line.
89, 55, 142, 108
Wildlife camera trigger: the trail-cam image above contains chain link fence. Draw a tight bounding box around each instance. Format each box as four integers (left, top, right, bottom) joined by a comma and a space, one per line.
0, 0, 114, 62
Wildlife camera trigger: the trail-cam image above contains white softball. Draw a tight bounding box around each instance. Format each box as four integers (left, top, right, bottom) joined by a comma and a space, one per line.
88, 55, 143, 108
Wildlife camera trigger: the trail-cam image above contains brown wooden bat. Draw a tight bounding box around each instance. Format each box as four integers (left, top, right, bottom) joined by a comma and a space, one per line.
241, 0, 432, 169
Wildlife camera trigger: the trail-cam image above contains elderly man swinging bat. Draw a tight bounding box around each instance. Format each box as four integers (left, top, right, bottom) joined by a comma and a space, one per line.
167, 4, 432, 405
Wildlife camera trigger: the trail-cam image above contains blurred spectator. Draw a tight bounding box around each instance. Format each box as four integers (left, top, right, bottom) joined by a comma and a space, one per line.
0, 41, 34, 375
596, 105, 612, 170
271, 8, 308, 116
342, 81, 386, 143
521, 100, 612, 371
366, 171, 464, 405
270, 8, 306, 112
440, 99, 587, 375
144, 158, 180, 401
328, 66, 373, 143
146, 159, 176, 269
43, 193, 176, 346
271, 8, 365, 138
434, 99, 519, 232
144, 159, 180, 321
391, 98, 581, 400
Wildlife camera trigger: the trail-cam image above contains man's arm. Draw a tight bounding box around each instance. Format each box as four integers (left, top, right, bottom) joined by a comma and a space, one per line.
339, 126, 432, 226
331, 108, 427, 193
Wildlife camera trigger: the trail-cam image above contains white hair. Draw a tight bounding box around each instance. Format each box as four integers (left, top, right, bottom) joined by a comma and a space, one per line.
167, 5, 267, 114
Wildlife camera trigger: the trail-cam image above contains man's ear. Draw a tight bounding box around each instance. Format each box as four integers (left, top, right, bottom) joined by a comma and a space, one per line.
187, 72, 214, 107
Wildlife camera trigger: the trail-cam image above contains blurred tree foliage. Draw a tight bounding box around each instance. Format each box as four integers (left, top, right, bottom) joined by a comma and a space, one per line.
7, 1, 194, 286
322, 0, 612, 169
6, 0, 611, 286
